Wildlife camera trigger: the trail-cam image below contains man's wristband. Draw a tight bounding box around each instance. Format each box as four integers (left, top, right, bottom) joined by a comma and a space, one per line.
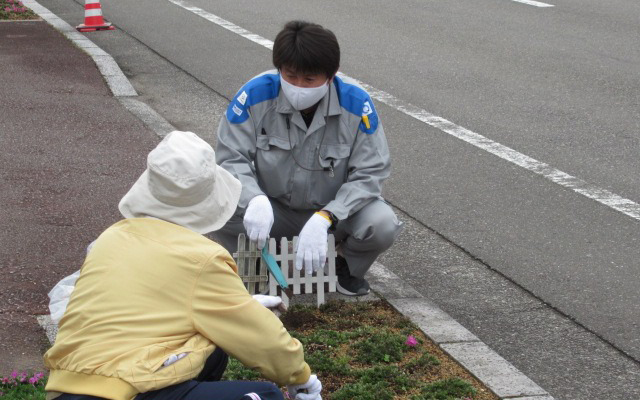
316, 210, 337, 227
315, 211, 332, 224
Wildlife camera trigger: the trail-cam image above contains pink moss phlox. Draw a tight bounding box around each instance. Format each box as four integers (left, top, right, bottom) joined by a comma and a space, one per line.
1, 370, 46, 388
405, 335, 419, 347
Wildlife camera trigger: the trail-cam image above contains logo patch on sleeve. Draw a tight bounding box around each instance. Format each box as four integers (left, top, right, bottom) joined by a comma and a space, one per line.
232, 104, 243, 116
237, 91, 248, 106
362, 101, 373, 116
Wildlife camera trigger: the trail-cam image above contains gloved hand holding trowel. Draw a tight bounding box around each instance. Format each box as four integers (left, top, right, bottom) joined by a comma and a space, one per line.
287, 374, 322, 400
253, 294, 288, 314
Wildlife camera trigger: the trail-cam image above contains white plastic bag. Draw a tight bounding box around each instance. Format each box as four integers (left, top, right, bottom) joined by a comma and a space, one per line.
48, 269, 80, 324
48, 241, 96, 324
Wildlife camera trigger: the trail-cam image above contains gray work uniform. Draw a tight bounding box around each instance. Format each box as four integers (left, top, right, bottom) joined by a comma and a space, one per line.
212, 70, 403, 278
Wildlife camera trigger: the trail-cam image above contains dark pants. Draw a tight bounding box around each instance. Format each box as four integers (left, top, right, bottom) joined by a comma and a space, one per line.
55, 348, 284, 400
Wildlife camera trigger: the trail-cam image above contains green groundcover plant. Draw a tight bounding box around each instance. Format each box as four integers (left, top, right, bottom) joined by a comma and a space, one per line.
0, 0, 38, 20
223, 300, 496, 400
0, 371, 47, 399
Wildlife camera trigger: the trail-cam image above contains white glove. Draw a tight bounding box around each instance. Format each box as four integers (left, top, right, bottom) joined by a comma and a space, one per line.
295, 213, 331, 274
253, 294, 287, 316
243, 195, 274, 249
252, 294, 281, 309
287, 374, 322, 400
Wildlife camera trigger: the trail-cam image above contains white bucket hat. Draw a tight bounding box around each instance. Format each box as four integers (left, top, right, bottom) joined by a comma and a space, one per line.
118, 131, 241, 234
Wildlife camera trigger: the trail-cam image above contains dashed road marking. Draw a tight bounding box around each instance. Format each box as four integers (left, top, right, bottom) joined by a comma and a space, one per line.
510, 0, 555, 7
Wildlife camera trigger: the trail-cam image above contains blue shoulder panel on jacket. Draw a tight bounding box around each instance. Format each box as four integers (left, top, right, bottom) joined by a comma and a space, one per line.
334, 76, 378, 134
226, 73, 280, 124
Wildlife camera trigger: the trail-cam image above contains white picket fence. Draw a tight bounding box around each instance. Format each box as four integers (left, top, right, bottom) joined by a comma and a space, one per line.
234, 234, 338, 307
234, 234, 269, 294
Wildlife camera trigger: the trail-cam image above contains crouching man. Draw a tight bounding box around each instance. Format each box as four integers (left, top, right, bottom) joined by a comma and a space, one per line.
43, 131, 321, 400
213, 21, 404, 296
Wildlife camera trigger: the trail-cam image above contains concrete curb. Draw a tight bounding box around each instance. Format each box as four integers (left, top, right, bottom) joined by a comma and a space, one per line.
36, 315, 57, 346
25, 2, 554, 398
22, 0, 137, 98
368, 262, 553, 399
117, 98, 175, 138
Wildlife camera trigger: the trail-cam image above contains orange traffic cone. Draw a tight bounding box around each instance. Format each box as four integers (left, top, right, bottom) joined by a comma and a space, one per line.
76, 0, 115, 32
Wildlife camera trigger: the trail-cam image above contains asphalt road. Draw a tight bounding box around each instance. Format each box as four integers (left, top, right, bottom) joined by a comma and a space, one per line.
39, 0, 640, 398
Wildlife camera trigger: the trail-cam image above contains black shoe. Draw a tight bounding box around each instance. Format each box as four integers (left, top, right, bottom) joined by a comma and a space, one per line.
335, 256, 370, 296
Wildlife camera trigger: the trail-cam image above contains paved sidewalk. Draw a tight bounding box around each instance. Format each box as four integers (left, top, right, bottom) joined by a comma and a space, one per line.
0, 20, 159, 375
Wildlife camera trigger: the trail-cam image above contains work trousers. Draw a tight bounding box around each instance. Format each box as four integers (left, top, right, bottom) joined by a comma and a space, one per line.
211, 197, 403, 278
54, 348, 284, 400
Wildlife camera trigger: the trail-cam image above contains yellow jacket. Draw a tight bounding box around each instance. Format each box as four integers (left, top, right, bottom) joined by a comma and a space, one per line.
43, 218, 310, 399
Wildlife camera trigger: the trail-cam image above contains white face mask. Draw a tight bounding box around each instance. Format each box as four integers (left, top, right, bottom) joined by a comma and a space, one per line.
280, 75, 329, 111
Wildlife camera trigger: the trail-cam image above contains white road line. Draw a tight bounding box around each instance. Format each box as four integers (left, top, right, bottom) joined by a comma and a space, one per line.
510, 0, 555, 7
166, 0, 274, 49
166, 0, 640, 222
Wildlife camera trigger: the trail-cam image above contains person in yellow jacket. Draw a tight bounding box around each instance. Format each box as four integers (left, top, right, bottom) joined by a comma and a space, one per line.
43, 131, 322, 400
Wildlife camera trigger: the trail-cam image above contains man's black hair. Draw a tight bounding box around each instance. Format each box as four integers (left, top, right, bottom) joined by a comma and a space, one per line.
273, 20, 340, 78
